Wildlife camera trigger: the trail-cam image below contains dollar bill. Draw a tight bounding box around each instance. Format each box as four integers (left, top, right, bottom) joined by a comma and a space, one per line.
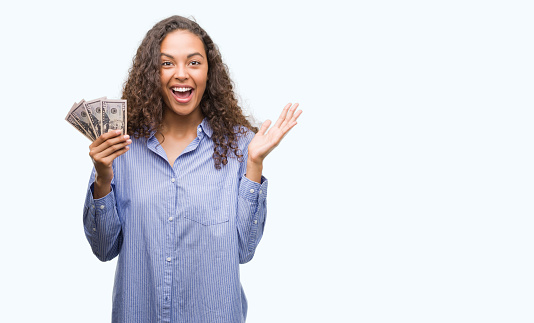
68, 100, 96, 140
84, 97, 106, 137
66, 97, 128, 141
65, 102, 94, 141
102, 99, 127, 135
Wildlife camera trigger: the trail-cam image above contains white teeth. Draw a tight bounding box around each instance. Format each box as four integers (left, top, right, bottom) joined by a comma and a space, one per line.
172, 87, 192, 92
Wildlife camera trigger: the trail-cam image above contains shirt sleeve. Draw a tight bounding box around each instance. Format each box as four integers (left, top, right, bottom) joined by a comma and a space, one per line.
236, 130, 269, 264
82, 168, 123, 262
237, 175, 268, 264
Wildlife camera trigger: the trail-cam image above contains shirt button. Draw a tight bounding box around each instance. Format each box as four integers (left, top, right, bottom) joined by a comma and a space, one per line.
259, 190, 262, 194
198, 127, 202, 132
92, 227, 96, 231
92, 205, 95, 209
171, 178, 175, 183
249, 189, 254, 193
168, 217, 173, 222
253, 220, 258, 224
166, 257, 171, 262
100, 205, 105, 209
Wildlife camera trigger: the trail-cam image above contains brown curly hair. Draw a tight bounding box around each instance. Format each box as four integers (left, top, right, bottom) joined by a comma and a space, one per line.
122, 15, 258, 169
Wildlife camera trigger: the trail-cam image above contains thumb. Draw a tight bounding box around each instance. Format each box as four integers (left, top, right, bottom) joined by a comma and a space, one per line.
258, 120, 271, 135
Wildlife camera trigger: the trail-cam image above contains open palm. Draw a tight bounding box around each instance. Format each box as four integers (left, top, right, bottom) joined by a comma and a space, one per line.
248, 103, 302, 164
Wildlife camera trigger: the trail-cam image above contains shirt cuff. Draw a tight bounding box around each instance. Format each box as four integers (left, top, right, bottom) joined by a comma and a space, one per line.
85, 182, 117, 218
239, 175, 268, 203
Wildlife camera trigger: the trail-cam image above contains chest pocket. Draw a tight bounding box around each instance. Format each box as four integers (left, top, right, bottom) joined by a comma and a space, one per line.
184, 174, 230, 226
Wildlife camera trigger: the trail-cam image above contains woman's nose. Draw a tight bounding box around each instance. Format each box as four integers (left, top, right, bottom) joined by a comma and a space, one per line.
174, 66, 188, 81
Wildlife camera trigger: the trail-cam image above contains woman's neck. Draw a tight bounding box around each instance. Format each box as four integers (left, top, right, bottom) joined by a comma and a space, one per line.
159, 109, 204, 140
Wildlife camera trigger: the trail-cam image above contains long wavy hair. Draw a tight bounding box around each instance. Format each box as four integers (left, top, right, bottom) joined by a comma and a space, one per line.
122, 15, 257, 169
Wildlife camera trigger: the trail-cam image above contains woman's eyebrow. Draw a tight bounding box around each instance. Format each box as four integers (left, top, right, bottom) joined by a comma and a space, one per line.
160, 52, 205, 59
160, 53, 174, 59
187, 52, 204, 59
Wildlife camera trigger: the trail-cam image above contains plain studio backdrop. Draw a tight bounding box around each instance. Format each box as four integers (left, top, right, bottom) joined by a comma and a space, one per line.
0, 0, 533, 322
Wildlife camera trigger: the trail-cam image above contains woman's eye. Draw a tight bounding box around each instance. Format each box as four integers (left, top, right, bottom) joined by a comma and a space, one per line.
189, 61, 200, 66
161, 61, 172, 66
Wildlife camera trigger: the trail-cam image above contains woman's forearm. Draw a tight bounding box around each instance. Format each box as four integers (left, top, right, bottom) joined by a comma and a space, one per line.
245, 157, 263, 184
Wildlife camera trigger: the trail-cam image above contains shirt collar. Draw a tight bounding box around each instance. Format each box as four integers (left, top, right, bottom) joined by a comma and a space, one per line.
199, 118, 213, 138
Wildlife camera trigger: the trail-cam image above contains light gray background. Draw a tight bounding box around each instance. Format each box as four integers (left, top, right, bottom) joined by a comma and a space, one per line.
1, 0, 533, 322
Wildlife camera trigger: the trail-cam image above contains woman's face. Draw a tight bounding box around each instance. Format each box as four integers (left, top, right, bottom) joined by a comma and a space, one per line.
159, 29, 208, 120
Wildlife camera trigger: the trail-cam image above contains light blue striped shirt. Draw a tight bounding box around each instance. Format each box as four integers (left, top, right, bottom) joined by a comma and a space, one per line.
83, 119, 268, 323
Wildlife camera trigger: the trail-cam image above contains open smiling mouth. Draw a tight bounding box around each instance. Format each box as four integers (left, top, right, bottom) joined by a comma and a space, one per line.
171, 86, 194, 103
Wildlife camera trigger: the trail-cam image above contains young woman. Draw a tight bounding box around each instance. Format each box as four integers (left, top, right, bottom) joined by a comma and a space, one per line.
83, 15, 302, 322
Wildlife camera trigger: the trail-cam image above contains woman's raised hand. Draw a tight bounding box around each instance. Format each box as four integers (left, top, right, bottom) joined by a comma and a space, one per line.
247, 103, 302, 165
89, 130, 131, 198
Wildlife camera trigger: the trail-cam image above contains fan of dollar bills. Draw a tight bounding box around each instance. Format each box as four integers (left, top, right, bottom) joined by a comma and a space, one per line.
65, 97, 127, 141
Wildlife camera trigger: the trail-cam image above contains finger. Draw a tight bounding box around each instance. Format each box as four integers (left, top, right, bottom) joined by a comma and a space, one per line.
286, 109, 303, 127
279, 103, 299, 129
258, 119, 272, 135
280, 109, 302, 135
273, 103, 292, 128
90, 130, 124, 149
90, 134, 130, 156
94, 139, 132, 161
280, 121, 299, 140
91, 130, 123, 147
101, 146, 130, 164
